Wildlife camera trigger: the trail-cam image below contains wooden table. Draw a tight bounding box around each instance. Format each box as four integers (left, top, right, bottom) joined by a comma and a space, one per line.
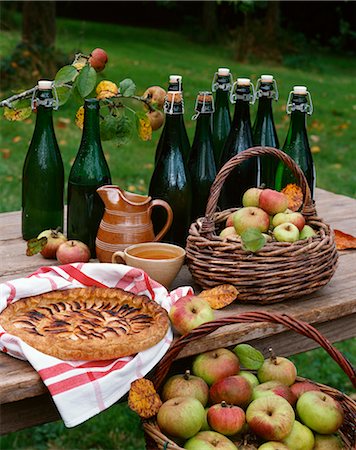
1, 188, 356, 435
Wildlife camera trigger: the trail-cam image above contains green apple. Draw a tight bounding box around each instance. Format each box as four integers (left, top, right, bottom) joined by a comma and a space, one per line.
184, 431, 237, 449
299, 224, 317, 239
273, 222, 300, 243
282, 420, 314, 450
242, 187, 263, 207
258, 442, 289, 449
239, 371, 260, 388
233, 206, 270, 235
313, 433, 344, 449
161, 370, 209, 406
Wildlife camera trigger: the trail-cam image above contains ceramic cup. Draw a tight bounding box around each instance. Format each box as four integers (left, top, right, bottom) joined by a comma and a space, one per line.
111, 242, 185, 289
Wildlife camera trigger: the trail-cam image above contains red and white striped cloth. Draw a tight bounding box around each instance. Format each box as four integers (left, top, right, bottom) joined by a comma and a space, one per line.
0, 263, 193, 427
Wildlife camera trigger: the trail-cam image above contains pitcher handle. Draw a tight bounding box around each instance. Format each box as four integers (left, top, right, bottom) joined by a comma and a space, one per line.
150, 199, 173, 242
112, 251, 126, 264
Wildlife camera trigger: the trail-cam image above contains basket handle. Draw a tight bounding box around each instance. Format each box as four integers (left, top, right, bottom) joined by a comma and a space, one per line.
205, 146, 316, 221
153, 311, 356, 390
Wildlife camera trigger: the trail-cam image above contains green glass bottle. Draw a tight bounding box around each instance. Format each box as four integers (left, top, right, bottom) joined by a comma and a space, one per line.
22, 80, 64, 240
155, 75, 190, 165
189, 91, 217, 222
275, 86, 315, 198
149, 91, 192, 247
219, 78, 258, 209
252, 74, 280, 189
212, 67, 232, 169
67, 98, 112, 257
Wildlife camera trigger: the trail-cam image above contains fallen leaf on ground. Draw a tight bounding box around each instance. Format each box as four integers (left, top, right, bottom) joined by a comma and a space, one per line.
128, 378, 162, 419
198, 284, 238, 309
12, 136, 22, 143
334, 229, 356, 250
281, 184, 303, 211
311, 145, 321, 154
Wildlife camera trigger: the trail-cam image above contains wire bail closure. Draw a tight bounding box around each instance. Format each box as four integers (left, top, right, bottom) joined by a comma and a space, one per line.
163, 91, 185, 115
286, 90, 313, 115
230, 80, 256, 105
254, 78, 279, 102
191, 91, 215, 120
31, 82, 59, 111
211, 71, 233, 92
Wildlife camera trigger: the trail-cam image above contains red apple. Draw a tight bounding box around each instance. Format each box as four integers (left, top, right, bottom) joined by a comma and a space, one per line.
157, 396, 205, 439
273, 223, 300, 243
233, 207, 270, 235
184, 431, 238, 450
169, 295, 215, 335
259, 189, 289, 215
209, 375, 253, 408
192, 348, 240, 386
88, 48, 108, 72
207, 401, 246, 436
282, 419, 315, 450
56, 240, 91, 264
252, 381, 296, 405
290, 381, 320, 399
246, 396, 295, 441
37, 229, 67, 259
272, 211, 305, 231
242, 188, 263, 207
313, 433, 344, 449
225, 211, 239, 228
219, 226, 239, 239
161, 369, 209, 406
257, 351, 297, 386
296, 391, 344, 434
258, 442, 289, 450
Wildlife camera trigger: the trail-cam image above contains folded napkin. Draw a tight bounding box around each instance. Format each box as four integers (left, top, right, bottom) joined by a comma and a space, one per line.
0, 263, 193, 427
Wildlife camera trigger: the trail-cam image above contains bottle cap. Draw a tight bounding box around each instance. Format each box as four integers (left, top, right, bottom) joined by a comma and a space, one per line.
169, 75, 182, 83
38, 80, 53, 90
293, 86, 307, 95
218, 68, 230, 76
166, 91, 182, 103
237, 78, 250, 86
261, 75, 274, 83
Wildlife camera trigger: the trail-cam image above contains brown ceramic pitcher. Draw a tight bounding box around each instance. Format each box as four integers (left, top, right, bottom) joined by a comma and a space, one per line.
95, 185, 173, 263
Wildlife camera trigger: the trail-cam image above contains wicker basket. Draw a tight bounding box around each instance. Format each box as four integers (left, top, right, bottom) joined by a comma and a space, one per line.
143, 312, 356, 449
186, 146, 338, 304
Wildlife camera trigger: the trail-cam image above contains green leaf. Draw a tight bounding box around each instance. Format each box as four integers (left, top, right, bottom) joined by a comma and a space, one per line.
76, 65, 97, 98
233, 344, 264, 370
100, 114, 118, 141
26, 237, 47, 256
55, 85, 72, 106
241, 228, 266, 253
119, 78, 136, 97
54, 65, 78, 84
115, 115, 133, 146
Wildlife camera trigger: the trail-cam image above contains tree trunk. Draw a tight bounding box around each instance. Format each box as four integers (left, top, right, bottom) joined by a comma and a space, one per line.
202, 1, 219, 42
22, 1, 56, 48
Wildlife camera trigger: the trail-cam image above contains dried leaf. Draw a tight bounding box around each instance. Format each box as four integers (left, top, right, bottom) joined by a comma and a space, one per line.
198, 284, 238, 309
128, 378, 162, 419
334, 229, 356, 251
281, 184, 303, 212
26, 237, 47, 256
75, 106, 84, 129
4, 106, 32, 122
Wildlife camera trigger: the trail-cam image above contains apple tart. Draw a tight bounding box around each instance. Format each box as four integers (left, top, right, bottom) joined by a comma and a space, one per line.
0, 287, 169, 360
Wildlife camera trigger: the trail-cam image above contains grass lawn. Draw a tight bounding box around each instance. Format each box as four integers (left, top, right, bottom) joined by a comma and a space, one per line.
0, 15, 355, 450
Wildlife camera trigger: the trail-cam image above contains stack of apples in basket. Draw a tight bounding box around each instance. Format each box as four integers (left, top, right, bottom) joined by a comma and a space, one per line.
155, 344, 345, 449
220, 187, 316, 246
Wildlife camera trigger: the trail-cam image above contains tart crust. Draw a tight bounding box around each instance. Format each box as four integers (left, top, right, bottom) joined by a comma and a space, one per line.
0, 287, 169, 360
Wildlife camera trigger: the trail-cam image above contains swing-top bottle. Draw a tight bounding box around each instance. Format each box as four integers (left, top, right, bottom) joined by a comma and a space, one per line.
252, 74, 280, 189
275, 86, 315, 199
22, 80, 64, 240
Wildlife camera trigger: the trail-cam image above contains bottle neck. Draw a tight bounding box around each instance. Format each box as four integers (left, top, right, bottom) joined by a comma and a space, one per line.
288, 110, 307, 133
232, 99, 251, 126
195, 113, 212, 137
33, 90, 55, 131
80, 102, 102, 148
256, 96, 273, 118
215, 89, 230, 109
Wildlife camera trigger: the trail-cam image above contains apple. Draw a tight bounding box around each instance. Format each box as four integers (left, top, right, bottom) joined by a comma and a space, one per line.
233, 207, 270, 235
201, 407, 212, 431
273, 223, 300, 243
257, 350, 297, 386
299, 225, 317, 240
272, 211, 305, 231
192, 348, 240, 386
146, 109, 164, 131
252, 381, 296, 405
157, 396, 205, 440
56, 240, 91, 264
296, 391, 344, 434
219, 226, 239, 239
184, 431, 238, 450
313, 433, 344, 449
169, 295, 215, 335
209, 375, 252, 408
88, 48, 108, 72
242, 188, 263, 207
258, 443, 289, 450
290, 381, 320, 399
239, 371, 260, 388
226, 211, 239, 228
259, 189, 289, 215
282, 420, 314, 450
161, 369, 209, 406
246, 396, 295, 441
37, 229, 67, 259
143, 85, 166, 109
207, 401, 246, 436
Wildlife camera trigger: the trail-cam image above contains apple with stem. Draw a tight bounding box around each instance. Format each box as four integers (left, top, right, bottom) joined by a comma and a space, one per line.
169, 295, 215, 335
37, 228, 67, 259
184, 431, 238, 450
272, 211, 305, 231
143, 85, 166, 109
257, 348, 297, 386
282, 420, 315, 450
157, 396, 205, 440
88, 48, 108, 72
233, 207, 270, 235
296, 391, 344, 434
207, 401, 246, 436
299, 225, 317, 239
192, 348, 240, 386
273, 223, 300, 243
246, 396, 295, 441
161, 369, 209, 406
56, 240, 91, 264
